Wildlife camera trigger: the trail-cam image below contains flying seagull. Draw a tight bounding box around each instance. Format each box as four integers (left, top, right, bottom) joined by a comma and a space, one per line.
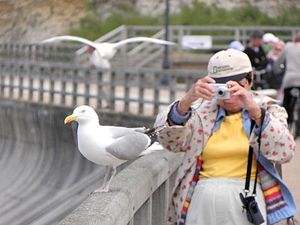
64, 105, 160, 192
42, 35, 176, 69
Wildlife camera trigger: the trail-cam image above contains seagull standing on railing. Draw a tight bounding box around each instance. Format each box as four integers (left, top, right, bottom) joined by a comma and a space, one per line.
41, 35, 176, 69
64, 105, 162, 192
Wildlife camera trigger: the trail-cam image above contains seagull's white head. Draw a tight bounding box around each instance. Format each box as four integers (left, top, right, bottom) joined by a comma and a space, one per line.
64, 105, 99, 125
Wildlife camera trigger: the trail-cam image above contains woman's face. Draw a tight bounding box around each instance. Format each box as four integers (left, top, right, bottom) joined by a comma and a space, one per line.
217, 77, 251, 114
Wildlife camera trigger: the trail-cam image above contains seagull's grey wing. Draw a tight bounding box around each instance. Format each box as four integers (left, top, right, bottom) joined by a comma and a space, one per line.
105, 133, 150, 161
41, 35, 99, 49
105, 126, 138, 139
113, 37, 176, 49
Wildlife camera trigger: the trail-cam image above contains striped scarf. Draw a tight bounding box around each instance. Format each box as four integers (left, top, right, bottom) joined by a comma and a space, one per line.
178, 158, 202, 225
259, 165, 287, 214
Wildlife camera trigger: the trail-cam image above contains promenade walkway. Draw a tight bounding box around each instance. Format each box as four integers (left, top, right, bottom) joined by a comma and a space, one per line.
282, 137, 300, 221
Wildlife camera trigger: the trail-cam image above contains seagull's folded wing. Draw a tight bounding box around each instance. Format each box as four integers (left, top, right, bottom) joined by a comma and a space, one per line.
105, 133, 150, 161
106, 126, 142, 139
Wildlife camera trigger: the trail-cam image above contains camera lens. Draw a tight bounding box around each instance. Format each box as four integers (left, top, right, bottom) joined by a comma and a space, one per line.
218, 89, 225, 96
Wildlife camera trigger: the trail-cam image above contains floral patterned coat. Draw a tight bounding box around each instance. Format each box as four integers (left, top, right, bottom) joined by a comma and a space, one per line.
154, 92, 296, 225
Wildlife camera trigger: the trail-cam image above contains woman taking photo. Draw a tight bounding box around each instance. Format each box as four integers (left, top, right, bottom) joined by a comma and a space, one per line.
155, 49, 297, 225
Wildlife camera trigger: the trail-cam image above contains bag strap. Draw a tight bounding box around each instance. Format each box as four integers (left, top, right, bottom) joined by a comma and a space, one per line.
244, 108, 266, 196
244, 119, 256, 195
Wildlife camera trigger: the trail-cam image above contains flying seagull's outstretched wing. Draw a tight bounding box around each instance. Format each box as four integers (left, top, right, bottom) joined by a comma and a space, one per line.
41, 35, 99, 49
113, 37, 176, 49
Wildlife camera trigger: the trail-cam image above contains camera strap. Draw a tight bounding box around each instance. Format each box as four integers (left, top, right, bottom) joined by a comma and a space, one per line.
244, 108, 266, 196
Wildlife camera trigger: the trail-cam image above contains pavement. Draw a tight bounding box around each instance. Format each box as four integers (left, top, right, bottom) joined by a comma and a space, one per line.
282, 137, 300, 221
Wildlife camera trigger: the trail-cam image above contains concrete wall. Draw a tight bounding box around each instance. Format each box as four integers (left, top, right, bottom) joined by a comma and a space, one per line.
0, 98, 158, 225
58, 149, 183, 225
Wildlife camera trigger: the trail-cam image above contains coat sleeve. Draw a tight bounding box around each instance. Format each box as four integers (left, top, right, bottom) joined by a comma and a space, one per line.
250, 102, 296, 164
154, 103, 195, 153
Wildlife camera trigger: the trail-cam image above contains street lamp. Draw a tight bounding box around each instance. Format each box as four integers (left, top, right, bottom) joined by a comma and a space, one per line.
161, 0, 170, 85
163, 0, 170, 70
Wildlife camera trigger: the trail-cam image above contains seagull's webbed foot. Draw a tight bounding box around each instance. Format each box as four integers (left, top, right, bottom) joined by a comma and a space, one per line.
94, 166, 116, 193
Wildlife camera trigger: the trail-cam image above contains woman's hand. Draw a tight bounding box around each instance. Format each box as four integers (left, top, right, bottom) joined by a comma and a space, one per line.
177, 76, 216, 115
227, 80, 262, 124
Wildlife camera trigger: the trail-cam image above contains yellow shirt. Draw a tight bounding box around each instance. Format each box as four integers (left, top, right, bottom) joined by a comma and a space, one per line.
200, 112, 257, 180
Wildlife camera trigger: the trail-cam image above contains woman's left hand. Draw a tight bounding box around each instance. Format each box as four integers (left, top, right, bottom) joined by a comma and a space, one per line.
226, 81, 262, 122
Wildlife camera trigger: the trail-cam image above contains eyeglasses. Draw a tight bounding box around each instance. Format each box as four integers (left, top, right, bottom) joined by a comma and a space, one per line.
237, 79, 248, 88
237, 73, 252, 87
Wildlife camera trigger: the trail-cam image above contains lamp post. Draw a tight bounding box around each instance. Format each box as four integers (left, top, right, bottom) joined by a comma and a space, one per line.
161, 0, 170, 85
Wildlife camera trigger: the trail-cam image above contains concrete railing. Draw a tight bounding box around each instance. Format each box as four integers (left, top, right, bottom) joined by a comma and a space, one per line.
58, 150, 184, 225
0, 60, 204, 117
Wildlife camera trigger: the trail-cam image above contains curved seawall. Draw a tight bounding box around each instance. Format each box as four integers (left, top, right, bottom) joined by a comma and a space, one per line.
0, 99, 154, 225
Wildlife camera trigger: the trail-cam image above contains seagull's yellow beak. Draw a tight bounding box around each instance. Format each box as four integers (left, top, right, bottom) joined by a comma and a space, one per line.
64, 115, 76, 124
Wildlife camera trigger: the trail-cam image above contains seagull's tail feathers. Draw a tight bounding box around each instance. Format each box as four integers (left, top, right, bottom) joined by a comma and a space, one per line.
133, 126, 158, 146
143, 127, 159, 146
139, 125, 166, 156
143, 125, 166, 146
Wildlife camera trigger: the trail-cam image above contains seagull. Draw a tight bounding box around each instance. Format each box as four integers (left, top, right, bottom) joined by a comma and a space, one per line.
41, 35, 176, 69
64, 105, 161, 192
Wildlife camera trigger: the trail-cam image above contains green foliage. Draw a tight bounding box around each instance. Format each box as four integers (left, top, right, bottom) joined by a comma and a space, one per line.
276, 6, 300, 25
70, 3, 161, 39
70, 2, 300, 40
170, 2, 277, 26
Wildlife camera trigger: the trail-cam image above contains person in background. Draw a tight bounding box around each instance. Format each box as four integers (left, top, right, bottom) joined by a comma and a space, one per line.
262, 33, 279, 56
262, 33, 285, 61
274, 33, 300, 127
244, 31, 268, 71
262, 33, 286, 89
244, 31, 269, 89
154, 49, 297, 225
229, 40, 245, 52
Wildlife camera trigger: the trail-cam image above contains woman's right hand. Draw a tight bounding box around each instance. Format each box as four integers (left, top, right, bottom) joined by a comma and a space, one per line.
177, 76, 216, 115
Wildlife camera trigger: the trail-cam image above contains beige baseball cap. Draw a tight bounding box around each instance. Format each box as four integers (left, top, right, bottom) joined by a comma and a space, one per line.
208, 48, 252, 83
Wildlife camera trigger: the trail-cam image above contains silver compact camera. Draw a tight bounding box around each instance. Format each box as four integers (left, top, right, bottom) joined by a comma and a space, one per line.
208, 83, 230, 99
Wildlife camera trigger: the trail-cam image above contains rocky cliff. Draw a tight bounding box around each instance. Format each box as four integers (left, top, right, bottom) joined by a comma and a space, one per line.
0, 0, 88, 43
0, 0, 299, 43
92, 0, 299, 18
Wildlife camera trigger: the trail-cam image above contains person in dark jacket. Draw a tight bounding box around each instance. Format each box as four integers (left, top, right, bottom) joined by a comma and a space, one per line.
244, 31, 270, 89
244, 30, 268, 71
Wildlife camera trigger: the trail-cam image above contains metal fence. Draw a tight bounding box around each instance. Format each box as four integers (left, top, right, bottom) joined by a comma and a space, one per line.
0, 43, 78, 63
1, 25, 299, 69
0, 61, 204, 117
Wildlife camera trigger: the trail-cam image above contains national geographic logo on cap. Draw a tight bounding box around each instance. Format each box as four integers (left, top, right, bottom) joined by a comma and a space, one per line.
212, 65, 233, 74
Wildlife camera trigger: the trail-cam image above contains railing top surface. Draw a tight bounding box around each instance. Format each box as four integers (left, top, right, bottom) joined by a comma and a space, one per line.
57, 150, 184, 225
0, 59, 203, 75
